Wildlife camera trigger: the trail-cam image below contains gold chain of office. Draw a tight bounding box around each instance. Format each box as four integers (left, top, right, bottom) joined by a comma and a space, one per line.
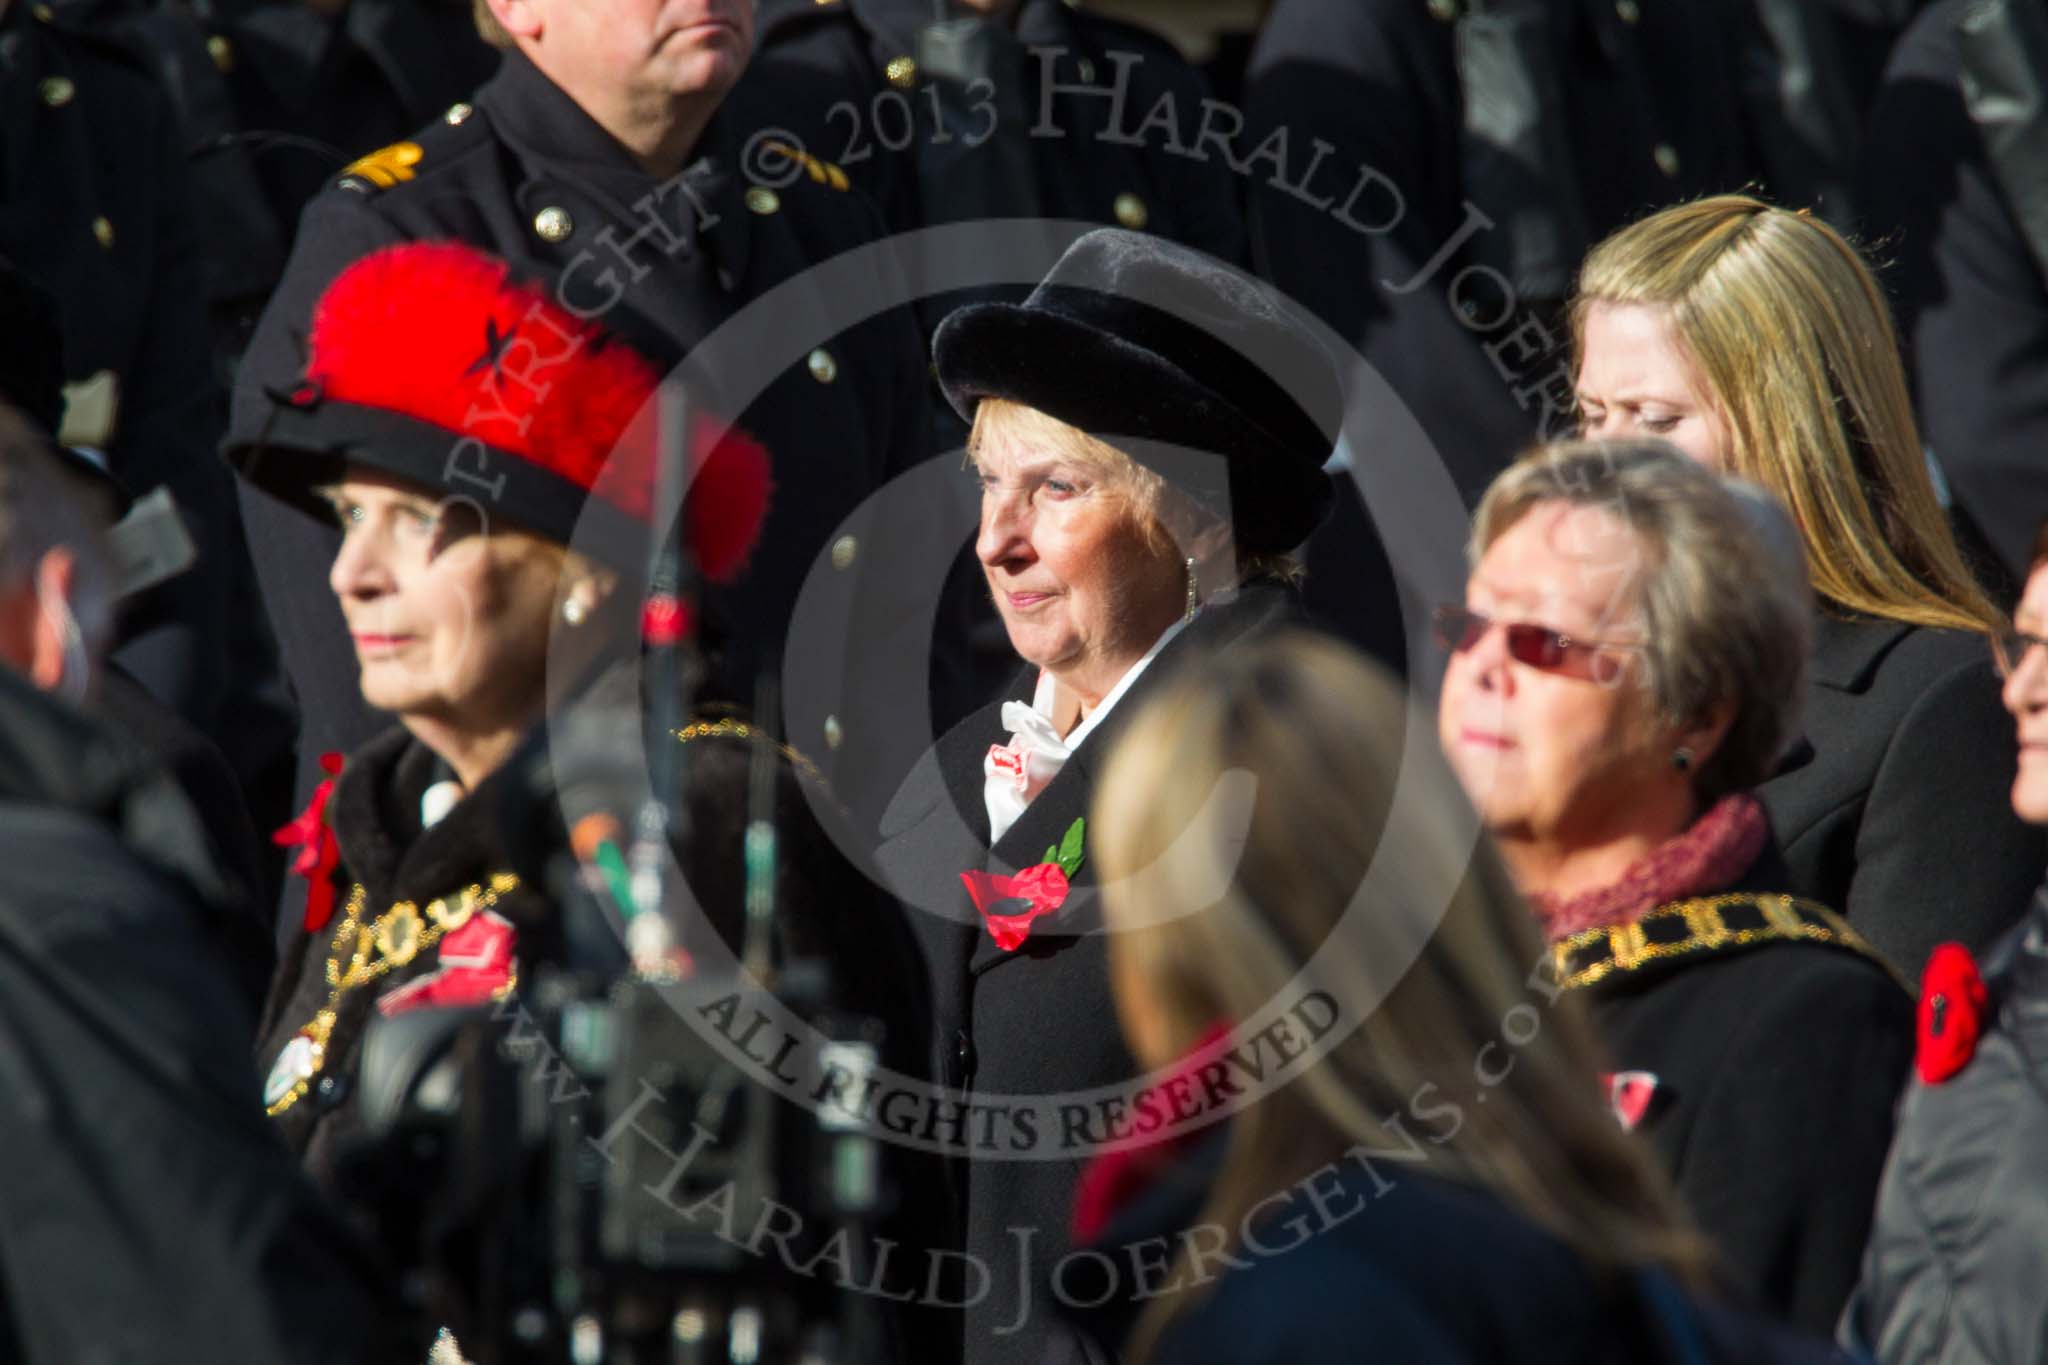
264, 872, 520, 1118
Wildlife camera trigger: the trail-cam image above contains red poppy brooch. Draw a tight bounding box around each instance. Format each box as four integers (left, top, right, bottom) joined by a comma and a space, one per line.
274, 752, 345, 932
961, 818, 1086, 951
1916, 942, 1989, 1085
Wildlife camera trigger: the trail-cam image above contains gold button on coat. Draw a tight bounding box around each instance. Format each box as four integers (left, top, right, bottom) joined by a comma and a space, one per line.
92, 216, 115, 249
206, 35, 235, 71
746, 187, 781, 216
40, 76, 74, 107
1114, 194, 1149, 231
533, 206, 574, 242
886, 56, 917, 89
831, 535, 858, 571
807, 348, 839, 384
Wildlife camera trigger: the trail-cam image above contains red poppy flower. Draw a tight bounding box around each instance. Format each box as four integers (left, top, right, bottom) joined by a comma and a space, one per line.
1917, 942, 1989, 1085
376, 911, 518, 1016
273, 752, 345, 932
960, 863, 1072, 951
1601, 1070, 1661, 1132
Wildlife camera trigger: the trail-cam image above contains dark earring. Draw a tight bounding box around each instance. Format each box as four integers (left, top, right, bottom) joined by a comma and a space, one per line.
1672, 746, 1694, 773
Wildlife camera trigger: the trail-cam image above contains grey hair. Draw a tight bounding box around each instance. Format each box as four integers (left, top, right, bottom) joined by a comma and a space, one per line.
1471, 438, 1811, 803
0, 406, 117, 665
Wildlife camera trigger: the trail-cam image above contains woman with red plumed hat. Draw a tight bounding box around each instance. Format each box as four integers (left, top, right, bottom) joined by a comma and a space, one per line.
224, 240, 787, 1178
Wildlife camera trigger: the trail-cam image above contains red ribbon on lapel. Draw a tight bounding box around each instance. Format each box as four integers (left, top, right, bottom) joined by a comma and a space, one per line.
273, 752, 345, 933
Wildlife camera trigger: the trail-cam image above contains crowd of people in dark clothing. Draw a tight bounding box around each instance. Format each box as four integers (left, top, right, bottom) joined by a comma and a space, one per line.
6, 0, 2048, 1361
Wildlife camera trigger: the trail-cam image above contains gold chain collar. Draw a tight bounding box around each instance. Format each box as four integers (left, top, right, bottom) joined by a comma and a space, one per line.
265, 873, 520, 1118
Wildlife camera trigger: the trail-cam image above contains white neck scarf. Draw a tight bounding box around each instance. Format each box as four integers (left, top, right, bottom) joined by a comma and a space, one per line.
982, 615, 1192, 845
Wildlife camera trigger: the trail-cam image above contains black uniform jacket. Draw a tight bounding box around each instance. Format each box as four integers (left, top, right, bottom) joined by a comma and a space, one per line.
1757, 612, 2043, 980
228, 48, 942, 838
1859, 0, 2048, 590
1559, 844, 1914, 1335
2, 0, 292, 803
873, 583, 1302, 1365
756, 0, 1246, 278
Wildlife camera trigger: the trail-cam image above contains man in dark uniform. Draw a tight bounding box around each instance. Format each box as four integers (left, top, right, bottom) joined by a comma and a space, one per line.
753, 0, 1245, 715
755, 0, 1245, 316
229, 0, 945, 845
1240, 0, 1763, 675
1859, 0, 2048, 602
53, 0, 502, 388
0, 0, 296, 848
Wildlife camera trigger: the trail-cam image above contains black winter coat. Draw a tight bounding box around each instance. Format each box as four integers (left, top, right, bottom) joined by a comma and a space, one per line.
1858, 0, 2048, 590
1065, 1130, 1853, 1365
0, 665, 396, 1362
1757, 613, 2042, 980
1561, 846, 1914, 1334
873, 584, 1303, 1365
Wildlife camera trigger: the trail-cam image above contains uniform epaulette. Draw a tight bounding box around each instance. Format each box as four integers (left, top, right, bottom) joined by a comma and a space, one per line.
1549, 893, 1908, 992
759, 139, 852, 192
336, 102, 485, 194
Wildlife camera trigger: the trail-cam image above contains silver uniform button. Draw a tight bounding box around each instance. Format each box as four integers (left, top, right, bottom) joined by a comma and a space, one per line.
808, 348, 839, 384
533, 206, 574, 243
823, 716, 844, 751
445, 102, 474, 125
831, 535, 858, 571
40, 75, 74, 107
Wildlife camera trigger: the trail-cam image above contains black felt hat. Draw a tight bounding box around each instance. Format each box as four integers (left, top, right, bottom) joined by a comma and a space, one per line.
933, 229, 1338, 554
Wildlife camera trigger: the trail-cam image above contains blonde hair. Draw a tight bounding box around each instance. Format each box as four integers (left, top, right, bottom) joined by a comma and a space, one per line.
967, 399, 1303, 584
1094, 631, 1714, 1360
473, 0, 512, 49
1474, 439, 1812, 803
1573, 194, 2001, 637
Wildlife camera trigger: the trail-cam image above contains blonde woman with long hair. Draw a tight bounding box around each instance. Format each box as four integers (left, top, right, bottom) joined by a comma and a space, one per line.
1082, 630, 1849, 1364
1573, 193, 2040, 978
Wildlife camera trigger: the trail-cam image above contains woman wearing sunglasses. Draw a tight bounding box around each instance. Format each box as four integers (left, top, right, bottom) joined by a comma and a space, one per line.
1437, 439, 1913, 1334
1573, 193, 2037, 981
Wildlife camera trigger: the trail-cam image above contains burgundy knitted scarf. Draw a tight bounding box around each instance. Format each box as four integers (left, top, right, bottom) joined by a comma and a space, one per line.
1526, 793, 1768, 942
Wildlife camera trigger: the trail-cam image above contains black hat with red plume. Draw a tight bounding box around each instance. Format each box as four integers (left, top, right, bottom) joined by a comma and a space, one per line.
225, 241, 771, 585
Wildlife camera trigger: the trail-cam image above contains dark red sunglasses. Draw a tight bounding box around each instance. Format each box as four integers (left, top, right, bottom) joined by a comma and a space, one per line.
1433, 604, 1643, 681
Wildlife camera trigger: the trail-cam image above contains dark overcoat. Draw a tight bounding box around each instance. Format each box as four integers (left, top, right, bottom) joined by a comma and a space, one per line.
1061, 1129, 1848, 1365
1561, 846, 1914, 1334
874, 583, 1301, 1365
1757, 613, 2044, 980
227, 47, 946, 844
0, 665, 397, 1363
1, 0, 293, 815
1857, 0, 2048, 592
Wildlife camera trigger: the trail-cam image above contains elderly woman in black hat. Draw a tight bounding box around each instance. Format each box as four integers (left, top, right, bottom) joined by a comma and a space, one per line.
222, 240, 790, 1176
875, 228, 1338, 1365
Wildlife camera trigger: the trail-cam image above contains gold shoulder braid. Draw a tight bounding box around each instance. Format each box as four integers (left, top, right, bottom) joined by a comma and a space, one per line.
264, 873, 520, 1117
1548, 893, 1908, 993
673, 718, 825, 786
